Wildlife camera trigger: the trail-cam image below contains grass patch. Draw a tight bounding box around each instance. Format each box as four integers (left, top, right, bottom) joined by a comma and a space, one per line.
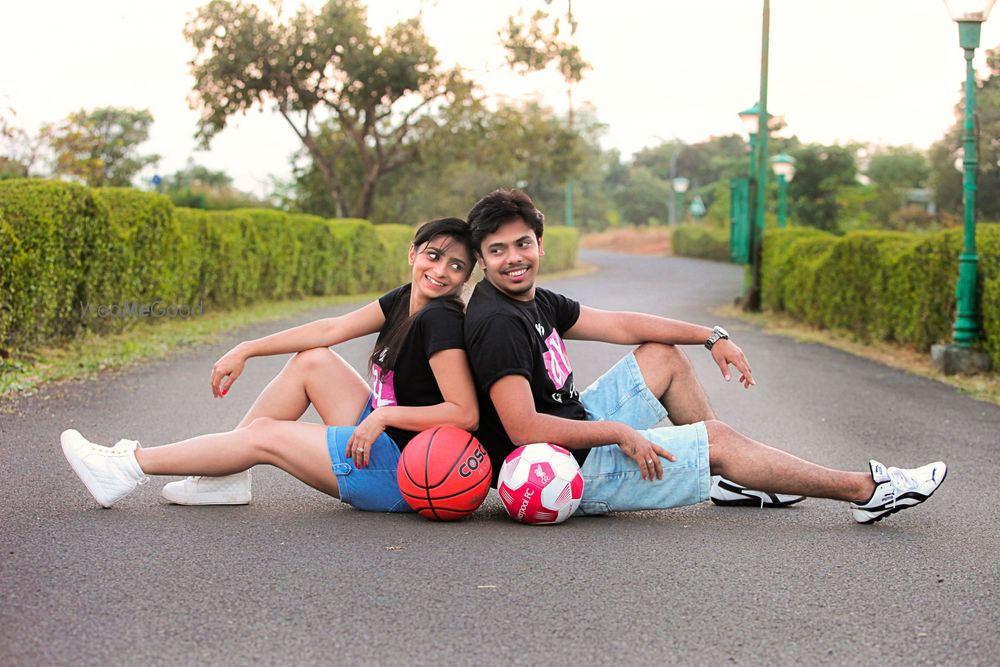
718, 304, 1000, 407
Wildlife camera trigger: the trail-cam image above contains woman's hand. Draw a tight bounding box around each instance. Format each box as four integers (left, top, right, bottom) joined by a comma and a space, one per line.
211, 344, 248, 398
346, 409, 387, 468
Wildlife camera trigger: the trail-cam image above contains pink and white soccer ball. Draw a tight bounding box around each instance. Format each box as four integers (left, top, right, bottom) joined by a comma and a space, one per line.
497, 443, 584, 524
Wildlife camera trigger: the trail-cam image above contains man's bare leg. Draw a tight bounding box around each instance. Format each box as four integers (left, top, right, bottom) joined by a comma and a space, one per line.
705, 419, 874, 502
633, 342, 715, 425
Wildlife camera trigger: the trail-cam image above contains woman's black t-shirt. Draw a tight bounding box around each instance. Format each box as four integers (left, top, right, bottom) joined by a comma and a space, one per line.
371, 284, 466, 448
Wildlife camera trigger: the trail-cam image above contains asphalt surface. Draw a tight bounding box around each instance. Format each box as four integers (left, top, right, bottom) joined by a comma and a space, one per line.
2, 250, 998, 667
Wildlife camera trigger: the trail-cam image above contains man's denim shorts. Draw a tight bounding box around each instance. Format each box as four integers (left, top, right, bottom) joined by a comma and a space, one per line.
326, 400, 413, 513
573, 352, 711, 515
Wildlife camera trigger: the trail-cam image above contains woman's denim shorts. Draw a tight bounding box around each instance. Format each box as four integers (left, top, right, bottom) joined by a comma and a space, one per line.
573, 352, 711, 515
326, 400, 413, 513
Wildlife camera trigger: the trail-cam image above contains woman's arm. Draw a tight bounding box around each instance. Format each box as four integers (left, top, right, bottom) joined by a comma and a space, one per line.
346, 348, 480, 466
211, 300, 386, 397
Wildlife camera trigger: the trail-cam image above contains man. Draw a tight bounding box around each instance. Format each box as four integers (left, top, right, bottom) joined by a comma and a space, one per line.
463, 188, 946, 523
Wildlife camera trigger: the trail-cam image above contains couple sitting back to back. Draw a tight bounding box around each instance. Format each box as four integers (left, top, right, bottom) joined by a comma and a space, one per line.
62, 189, 947, 525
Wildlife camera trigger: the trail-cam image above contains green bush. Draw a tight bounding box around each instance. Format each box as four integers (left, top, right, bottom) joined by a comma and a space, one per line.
542, 226, 580, 273
671, 224, 730, 262
761, 224, 1000, 368
375, 224, 416, 290
94, 188, 191, 316
0, 180, 113, 350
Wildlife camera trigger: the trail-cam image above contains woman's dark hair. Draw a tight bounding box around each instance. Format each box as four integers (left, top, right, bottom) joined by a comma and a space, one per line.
467, 188, 544, 254
367, 217, 473, 375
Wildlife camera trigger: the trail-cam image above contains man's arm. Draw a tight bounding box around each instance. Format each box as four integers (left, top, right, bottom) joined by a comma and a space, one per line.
489, 375, 676, 480
565, 306, 755, 387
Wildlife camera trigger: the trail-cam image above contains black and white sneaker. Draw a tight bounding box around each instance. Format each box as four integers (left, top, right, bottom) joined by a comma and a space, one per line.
709, 475, 806, 508
850, 459, 947, 524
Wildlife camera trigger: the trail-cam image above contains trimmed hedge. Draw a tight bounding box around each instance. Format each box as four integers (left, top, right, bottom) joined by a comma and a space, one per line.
671, 224, 730, 262
761, 225, 1000, 368
0, 180, 115, 348
541, 226, 579, 274
0, 179, 583, 357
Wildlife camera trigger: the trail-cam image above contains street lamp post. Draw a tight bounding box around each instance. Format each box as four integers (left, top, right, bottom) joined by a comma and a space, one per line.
672, 177, 690, 225
737, 98, 772, 306
770, 153, 796, 228
932, 0, 995, 374
735, 0, 771, 310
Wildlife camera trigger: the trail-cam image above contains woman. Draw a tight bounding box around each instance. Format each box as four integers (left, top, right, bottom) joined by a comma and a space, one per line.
61, 218, 478, 513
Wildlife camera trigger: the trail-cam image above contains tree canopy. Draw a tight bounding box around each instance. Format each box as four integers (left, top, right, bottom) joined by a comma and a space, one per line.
45, 107, 159, 187
185, 0, 472, 219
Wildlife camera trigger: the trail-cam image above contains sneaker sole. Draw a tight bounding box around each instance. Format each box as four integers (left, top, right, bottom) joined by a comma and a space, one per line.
161, 488, 251, 506
853, 466, 948, 525
710, 479, 806, 508
710, 494, 806, 508
61, 433, 114, 508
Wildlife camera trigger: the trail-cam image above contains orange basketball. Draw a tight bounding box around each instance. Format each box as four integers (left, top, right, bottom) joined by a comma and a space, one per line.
397, 426, 492, 521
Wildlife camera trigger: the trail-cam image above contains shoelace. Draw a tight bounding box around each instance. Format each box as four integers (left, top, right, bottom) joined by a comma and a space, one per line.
886, 468, 916, 510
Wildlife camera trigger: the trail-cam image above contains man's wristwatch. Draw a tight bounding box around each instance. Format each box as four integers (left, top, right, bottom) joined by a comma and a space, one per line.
704, 325, 730, 350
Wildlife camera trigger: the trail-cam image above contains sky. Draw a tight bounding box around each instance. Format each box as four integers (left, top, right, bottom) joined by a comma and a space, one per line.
4, 0, 1000, 196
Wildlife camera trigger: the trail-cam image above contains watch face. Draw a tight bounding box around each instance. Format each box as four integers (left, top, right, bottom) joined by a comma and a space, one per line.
716, 326, 729, 338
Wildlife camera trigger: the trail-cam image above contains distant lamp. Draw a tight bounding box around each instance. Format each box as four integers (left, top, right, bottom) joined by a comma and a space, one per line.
672, 177, 690, 225
770, 153, 796, 228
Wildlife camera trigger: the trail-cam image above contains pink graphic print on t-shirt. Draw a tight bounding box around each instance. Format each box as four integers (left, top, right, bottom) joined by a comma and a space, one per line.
371, 365, 397, 408
542, 330, 572, 389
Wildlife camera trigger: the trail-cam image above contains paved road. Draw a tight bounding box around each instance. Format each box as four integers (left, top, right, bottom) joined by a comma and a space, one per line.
2, 250, 998, 666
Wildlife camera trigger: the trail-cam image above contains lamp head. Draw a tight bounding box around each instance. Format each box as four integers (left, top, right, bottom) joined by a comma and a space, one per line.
770, 153, 797, 182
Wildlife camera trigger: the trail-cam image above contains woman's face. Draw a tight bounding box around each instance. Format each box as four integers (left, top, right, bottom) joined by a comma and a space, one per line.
408, 234, 472, 302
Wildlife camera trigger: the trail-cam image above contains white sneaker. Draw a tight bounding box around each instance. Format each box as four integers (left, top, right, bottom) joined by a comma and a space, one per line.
709, 475, 806, 508
161, 470, 252, 505
850, 459, 947, 524
60, 429, 148, 508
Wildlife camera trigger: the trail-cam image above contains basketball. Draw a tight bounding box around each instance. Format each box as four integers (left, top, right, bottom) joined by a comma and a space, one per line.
396, 426, 492, 520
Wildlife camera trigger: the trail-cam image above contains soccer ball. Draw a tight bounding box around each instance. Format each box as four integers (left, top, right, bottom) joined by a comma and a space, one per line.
497, 443, 584, 525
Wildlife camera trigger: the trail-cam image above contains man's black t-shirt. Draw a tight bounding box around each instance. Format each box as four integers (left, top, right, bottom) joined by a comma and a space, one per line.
464, 279, 588, 484
371, 284, 465, 448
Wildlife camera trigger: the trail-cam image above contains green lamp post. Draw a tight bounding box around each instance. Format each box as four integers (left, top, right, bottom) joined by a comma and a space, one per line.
932, 0, 995, 374
672, 177, 690, 225
737, 97, 773, 308
770, 153, 796, 228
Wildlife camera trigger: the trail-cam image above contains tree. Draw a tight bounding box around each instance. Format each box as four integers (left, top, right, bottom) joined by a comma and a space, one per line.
613, 166, 671, 227
278, 99, 597, 226
500, 8, 590, 85
927, 43, 1000, 221
46, 107, 159, 187
1, 106, 49, 179
865, 146, 929, 189
787, 144, 858, 231
161, 160, 264, 210
185, 0, 472, 219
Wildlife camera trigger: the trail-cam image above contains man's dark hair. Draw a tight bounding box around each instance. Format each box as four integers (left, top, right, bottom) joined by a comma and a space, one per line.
368, 217, 472, 375
467, 188, 544, 253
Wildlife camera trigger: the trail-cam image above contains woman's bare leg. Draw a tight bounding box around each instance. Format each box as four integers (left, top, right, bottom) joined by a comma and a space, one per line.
136, 418, 340, 498
236, 348, 370, 428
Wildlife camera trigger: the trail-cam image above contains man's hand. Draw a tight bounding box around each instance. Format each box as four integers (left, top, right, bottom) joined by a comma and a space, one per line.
211, 344, 248, 397
711, 339, 755, 388
346, 410, 387, 468
616, 425, 676, 480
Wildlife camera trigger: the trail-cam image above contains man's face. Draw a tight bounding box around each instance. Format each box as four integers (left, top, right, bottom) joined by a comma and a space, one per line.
477, 217, 543, 301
